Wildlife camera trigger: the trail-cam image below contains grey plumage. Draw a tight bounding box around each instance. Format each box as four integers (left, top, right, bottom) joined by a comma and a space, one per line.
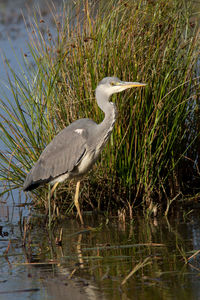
23, 77, 146, 192
23, 119, 95, 190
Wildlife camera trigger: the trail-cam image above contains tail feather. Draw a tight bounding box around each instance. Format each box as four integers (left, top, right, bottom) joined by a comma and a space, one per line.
23, 181, 41, 192
23, 173, 53, 191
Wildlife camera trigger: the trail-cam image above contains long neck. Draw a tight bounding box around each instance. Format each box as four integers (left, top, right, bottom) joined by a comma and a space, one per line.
95, 89, 117, 143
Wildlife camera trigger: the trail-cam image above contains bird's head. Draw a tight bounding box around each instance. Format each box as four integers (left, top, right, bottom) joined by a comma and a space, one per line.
96, 77, 146, 97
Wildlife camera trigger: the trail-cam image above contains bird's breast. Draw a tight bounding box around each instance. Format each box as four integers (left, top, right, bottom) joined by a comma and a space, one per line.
76, 150, 97, 175
73, 124, 115, 177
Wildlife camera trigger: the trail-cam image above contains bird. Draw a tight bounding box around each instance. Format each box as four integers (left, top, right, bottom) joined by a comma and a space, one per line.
23, 77, 146, 225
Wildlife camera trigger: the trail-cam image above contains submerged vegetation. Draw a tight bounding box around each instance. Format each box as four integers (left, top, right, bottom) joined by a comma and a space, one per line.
0, 0, 199, 215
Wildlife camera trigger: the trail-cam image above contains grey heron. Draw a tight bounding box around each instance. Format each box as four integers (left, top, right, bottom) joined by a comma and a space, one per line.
23, 77, 146, 224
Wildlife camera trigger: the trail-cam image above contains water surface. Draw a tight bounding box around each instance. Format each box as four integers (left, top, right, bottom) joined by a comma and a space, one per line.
1, 206, 200, 300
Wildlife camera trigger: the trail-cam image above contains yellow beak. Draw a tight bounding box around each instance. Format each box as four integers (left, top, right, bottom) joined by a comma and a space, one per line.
121, 81, 147, 88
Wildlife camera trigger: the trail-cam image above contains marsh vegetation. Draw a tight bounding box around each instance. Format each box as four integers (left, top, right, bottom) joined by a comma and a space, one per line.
0, 0, 199, 217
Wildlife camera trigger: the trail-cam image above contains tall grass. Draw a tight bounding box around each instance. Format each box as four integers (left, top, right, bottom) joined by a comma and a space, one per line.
0, 0, 199, 214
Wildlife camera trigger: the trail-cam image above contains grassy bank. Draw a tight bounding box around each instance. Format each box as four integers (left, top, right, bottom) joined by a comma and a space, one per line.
0, 0, 199, 216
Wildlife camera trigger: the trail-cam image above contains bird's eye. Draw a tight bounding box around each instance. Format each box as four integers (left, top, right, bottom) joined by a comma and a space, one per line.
110, 82, 116, 86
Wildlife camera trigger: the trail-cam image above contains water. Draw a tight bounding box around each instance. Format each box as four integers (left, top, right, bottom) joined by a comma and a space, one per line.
0, 0, 62, 198
1, 208, 200, 300
1, 0, 200, 299
0, 0, 57, 84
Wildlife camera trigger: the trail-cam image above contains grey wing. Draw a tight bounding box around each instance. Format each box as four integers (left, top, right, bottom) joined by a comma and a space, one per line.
23, 126, 88, 191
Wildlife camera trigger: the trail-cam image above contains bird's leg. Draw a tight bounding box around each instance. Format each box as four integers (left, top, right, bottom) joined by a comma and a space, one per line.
51, 182, 59, 216
51, 182, 59, 197
74, 181, 84, 225
48, 182, 59, 228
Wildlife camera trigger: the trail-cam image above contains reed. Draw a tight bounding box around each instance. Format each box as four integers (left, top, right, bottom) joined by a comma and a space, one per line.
0, 0, 199, 213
